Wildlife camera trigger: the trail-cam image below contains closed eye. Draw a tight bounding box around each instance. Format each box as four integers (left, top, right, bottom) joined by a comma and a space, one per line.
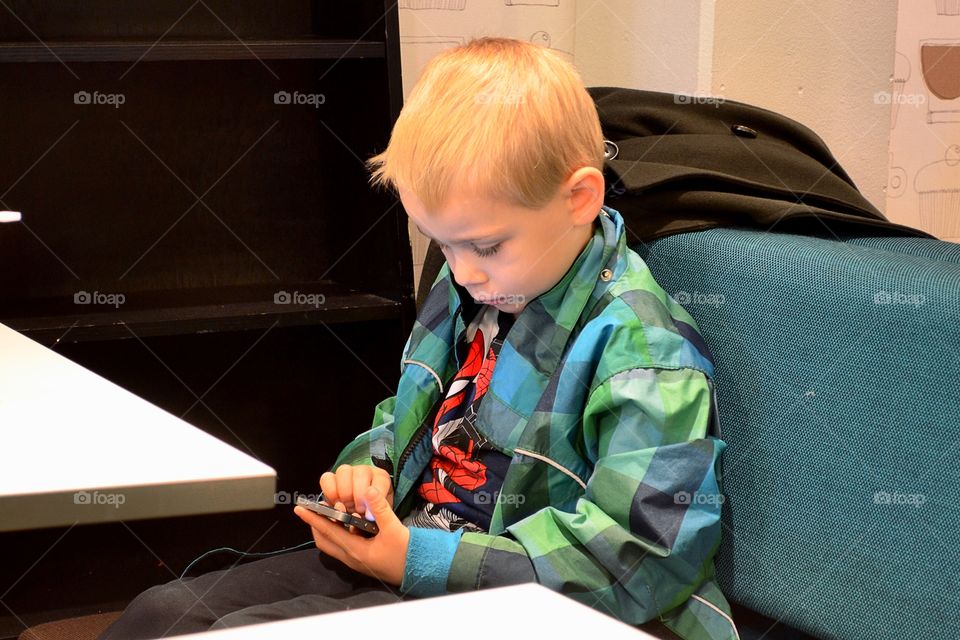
473, 243, 502, 258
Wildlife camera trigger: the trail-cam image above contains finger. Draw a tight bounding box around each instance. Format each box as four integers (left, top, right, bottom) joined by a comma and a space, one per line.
364, 486, 400, 529
314, 535, 354, 569
299, 509, 357, 569
329, 501, 357, 534
371, 472, 394, 507
352, 466, 373, 515
346, 503, 366, 535
295, 504, 337, 530
296, 505, 354, 550
313, 510, 374, 572
329, 498, 371, 538
319, 471, 338, 503
335, 465, 355, 510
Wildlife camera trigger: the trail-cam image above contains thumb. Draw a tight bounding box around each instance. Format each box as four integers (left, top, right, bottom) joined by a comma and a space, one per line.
364, 486, 400, 528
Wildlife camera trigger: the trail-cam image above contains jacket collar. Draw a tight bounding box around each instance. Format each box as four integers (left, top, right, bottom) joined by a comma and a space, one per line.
441, 205, 625, 385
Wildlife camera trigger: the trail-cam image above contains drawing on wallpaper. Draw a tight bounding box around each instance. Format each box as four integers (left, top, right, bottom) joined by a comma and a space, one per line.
399, 35, 467, 96
528, 31, 573, 60
530, 30, 551, 47
920, 39, 960, 123
935, 0, 960, 15
914, 145, 960, 239
399, 34, 466, 53
399, 0, 466, 9
506, 0, 560, 5
887, 153, 908, 199
891, 52, 911, 129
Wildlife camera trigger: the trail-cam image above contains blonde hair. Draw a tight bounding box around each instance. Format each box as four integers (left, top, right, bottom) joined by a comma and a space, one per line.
366, 37, 604, 211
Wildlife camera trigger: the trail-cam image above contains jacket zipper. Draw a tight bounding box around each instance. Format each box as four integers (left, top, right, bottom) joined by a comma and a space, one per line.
394, 375, 448, 478
395, 421, 431, 474
395, 306, 463, 478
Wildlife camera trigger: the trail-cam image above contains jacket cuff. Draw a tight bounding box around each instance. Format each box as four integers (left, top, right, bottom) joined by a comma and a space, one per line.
400, 527, 463, 597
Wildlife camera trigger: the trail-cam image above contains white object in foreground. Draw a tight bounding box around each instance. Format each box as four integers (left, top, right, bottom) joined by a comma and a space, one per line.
170, 583, 659, 639
0, 323, 276, 531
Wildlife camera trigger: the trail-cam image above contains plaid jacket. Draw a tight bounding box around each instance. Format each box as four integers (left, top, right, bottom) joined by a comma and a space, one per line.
333, 206, 738, 640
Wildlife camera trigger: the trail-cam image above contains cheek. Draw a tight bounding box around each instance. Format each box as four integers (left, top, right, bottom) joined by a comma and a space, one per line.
493, 260, 530, 296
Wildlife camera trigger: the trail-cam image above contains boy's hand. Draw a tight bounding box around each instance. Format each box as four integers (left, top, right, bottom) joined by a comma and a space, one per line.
319, 464, 394, 517
294, 486, 409, 587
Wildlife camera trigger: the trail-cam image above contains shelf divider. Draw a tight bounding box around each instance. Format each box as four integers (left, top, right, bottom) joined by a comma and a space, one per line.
0, 39, 385, 63
2, 282, 403, 344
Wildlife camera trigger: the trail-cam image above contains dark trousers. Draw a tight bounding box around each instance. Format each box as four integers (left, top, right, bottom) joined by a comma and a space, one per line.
98, 549, 408, 639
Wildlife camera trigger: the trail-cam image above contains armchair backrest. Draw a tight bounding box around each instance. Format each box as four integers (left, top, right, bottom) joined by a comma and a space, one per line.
638, 228, 960, 640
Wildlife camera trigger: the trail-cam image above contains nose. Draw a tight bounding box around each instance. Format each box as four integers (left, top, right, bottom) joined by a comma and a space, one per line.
448, 253, 487, 288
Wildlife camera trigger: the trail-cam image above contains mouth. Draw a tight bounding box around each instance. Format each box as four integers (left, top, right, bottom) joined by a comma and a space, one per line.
474, 298, 508, 309
469, 291, 518, 308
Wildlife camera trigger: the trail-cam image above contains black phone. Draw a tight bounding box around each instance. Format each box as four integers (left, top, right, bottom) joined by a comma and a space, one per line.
295, 495, 380, 537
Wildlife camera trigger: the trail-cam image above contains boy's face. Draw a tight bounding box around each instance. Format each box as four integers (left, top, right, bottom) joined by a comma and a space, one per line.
401, 178, 599, 316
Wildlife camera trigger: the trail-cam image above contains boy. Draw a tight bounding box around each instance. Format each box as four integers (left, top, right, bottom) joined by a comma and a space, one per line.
101, 37, 736, 640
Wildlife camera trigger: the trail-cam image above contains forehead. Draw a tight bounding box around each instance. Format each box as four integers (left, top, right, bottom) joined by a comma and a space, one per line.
401, 189, 516, 242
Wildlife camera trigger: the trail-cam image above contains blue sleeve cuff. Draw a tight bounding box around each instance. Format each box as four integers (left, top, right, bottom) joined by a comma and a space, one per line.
400, 527, 463, 597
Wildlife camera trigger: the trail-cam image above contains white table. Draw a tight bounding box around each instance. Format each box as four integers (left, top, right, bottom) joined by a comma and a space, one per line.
0, 323, 276, 531
170, 583, 659, 638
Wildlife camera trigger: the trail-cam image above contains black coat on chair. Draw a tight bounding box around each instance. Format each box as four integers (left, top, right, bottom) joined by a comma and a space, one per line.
415, 87, 930, 309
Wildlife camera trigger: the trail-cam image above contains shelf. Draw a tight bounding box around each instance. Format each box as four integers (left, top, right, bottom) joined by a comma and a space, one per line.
0, 39, 385, 63
1, 282, 402, 344
0, 1, 413, 633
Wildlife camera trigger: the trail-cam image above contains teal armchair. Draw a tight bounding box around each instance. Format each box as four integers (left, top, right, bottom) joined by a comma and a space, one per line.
637, 228, 960, 640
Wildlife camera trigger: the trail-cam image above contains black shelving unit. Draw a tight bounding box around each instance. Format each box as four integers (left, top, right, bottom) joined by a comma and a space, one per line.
3, 281, 403, 343
0, 40, 388, 62
0, 2, 413, 636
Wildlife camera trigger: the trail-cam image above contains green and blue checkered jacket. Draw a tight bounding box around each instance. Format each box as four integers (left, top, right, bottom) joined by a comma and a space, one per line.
334, 206, 737, 640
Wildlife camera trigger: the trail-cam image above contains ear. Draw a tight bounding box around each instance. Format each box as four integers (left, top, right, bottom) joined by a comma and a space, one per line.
564, 166, 605, 227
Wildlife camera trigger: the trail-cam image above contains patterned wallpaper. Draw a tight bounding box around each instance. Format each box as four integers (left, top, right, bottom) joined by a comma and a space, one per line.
885, 0, 960, 242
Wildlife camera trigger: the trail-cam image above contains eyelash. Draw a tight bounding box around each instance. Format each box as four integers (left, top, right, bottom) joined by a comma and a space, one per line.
438, 242, 502, 258
473, 243, 502, 257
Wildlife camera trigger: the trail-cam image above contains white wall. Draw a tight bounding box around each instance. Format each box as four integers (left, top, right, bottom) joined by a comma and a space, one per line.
573, 0, 712, 94
710, 0, 898, 212
573, 0, 898, 212
397, 1, 904, 294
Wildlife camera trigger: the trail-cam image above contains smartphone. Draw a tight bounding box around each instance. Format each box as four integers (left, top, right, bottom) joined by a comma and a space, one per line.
295, 494, 380, 537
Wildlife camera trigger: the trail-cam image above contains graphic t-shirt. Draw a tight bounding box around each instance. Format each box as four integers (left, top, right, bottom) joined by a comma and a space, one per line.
404, 304, 515, 533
